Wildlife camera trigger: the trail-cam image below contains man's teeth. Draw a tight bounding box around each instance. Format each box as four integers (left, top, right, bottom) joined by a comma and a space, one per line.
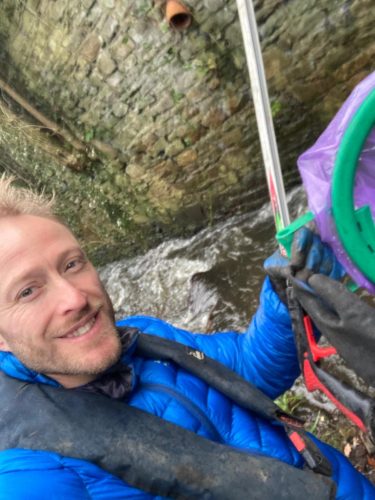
66, 318, 95, 338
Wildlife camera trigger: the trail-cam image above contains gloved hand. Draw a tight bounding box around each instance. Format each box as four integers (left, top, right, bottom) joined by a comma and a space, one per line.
292, 274, 375, 387
264, 227, 345, 303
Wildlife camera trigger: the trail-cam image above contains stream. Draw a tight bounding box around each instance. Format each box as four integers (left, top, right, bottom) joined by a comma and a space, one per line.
100, 186, 305, 333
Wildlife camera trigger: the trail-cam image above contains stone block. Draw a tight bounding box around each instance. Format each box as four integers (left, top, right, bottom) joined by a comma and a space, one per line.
111, 39, 136, 63
201, 108, 227, 128
102, 15, 119, 42
112, 102, 128, 118
176, 149, 198, 167
165, 139, 185, 157
126, 163, 145, 180
103, 0, 115, 8
97, 51, 117, 76
80, 34, 102, 62
49, 2, 66, 21
203, 0, 226, 13
82, 0, 96, 8
107, 71, 123, 89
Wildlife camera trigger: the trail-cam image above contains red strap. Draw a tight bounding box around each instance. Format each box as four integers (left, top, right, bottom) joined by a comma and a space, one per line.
303, 315, 337, 361
288, 431, 306, 452
303, 358, 367, 432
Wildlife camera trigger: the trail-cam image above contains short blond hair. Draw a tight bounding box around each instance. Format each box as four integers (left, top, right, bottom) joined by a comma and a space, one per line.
0, 174, 56, 219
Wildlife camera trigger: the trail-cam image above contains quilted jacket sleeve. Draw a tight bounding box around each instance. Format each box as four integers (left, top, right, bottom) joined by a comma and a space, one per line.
0, 449, 165, 500
118, 277, 300, 400
309, 437, 375, 500
238, 276, 300, 398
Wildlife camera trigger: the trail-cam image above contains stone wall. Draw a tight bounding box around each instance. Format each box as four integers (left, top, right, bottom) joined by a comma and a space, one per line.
0, 0, 373, 262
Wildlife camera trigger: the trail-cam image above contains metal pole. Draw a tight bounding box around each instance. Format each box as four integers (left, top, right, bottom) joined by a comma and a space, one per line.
236, 0, 290, 231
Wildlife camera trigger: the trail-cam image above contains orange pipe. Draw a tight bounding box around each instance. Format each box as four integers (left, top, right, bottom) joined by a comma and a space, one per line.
165, 0, 192, 30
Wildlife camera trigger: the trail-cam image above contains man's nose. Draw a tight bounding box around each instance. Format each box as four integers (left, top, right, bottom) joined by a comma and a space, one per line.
54, 277, 88, 314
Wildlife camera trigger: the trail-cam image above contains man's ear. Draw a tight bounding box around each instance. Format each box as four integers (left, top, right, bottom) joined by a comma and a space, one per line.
0, 334, 10, 352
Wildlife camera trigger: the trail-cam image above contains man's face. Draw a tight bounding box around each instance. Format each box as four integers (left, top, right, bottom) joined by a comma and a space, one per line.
0, 214, 121, 387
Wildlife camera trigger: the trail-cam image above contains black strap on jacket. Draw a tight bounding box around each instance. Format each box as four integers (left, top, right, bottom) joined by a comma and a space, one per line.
0, 329, 336, 499
135, 331, 332, 476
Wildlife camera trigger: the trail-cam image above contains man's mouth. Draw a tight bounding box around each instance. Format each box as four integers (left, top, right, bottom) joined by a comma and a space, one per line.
64, 317, 96, 338
59, 311, 99, 339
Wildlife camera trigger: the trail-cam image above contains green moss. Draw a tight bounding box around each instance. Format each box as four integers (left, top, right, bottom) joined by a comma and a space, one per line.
137, 1, 153, 15
271, 100, 282, 118
84, 128, 95, 141
275, 391, 305, 414
171, 90, 185, 104
160, 21, 169, 33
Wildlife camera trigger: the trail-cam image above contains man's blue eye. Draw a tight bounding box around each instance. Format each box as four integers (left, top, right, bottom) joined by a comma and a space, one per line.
66, 258, 85, 271
20, 288, 33, 298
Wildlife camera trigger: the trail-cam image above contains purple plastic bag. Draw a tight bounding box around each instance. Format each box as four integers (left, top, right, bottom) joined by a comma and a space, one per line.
298, 71, 375, 292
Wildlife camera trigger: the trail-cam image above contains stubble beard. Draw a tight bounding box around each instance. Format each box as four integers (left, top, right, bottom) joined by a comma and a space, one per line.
49, 324, 122, 378
10, 322, 122, 380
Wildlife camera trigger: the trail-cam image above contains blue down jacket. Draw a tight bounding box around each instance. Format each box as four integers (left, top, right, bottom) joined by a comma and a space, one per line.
0, 278, 374, 499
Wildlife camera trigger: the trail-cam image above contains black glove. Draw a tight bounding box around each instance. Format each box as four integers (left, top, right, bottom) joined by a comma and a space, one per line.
264, 227, 345, 303
293, 274, 375, 388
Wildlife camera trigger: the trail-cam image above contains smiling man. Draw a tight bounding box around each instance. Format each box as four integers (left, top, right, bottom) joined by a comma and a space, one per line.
0, 175, 373, 500
0, 214, 120, 387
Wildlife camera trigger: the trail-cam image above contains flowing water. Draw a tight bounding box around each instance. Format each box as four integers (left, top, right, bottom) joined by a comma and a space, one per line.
100, 186, 306, 333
